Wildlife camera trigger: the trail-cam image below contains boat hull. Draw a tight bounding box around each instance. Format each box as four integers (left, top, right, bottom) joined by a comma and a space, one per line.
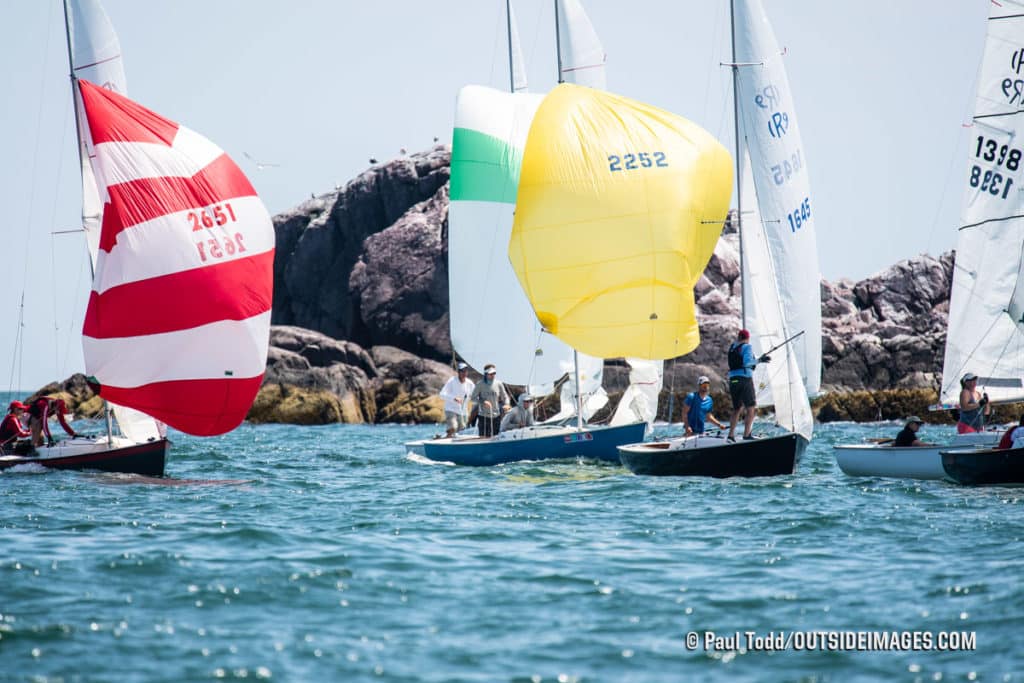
0, 437, 169, 477
833, 431, 999, 480
420, 422, 646, 466
618, 432, 805, 478
941, 447, 1024, 485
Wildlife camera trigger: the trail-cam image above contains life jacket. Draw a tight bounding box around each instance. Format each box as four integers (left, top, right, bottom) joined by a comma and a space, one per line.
728, 343, 747, 371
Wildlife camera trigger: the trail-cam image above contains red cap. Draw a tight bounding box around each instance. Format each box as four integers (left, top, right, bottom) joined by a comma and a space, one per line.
738, 329, 750, 339
8, 401, 26, 412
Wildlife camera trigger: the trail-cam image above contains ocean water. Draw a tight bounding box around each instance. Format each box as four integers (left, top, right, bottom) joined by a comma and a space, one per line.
1, 409, 1021, 682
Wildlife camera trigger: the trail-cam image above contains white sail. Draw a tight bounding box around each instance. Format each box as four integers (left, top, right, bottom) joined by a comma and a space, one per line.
556, 0, 606, 90
740, 149, 813, 440
610, 359, 663, 427
940, 3, 1024, 406
67, 0, 161, 440
67, 0, 127, 268
509, 3, 529, 93
540, 354, 608, 422
732, 0, 821, 398
449, 85, 582, 387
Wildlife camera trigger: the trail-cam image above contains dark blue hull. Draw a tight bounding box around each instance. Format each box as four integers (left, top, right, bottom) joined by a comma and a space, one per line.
619, 432, 806, 478
420, 422, 647, 467
941, 446, 1024, 485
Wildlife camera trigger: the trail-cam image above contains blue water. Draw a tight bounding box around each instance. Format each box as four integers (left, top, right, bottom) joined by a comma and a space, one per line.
2, 409, 1022, 682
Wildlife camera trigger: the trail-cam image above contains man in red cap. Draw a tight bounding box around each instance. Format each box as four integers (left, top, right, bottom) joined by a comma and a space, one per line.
28, 396, 78, 447
0, 401, 30, 451
726, 328, 770, 441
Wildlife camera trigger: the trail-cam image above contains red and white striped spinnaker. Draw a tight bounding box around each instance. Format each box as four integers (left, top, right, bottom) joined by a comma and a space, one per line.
78, 79, 274, 436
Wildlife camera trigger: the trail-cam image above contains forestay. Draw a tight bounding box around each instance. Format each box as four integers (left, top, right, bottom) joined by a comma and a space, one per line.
509, 3, 529, 93
940, 3, 1024, 406
732, 0, 821, 397
509, 83, 733, 361
78, 80, 274, 436
449, 85, 587, 391
556, 0, 606, 90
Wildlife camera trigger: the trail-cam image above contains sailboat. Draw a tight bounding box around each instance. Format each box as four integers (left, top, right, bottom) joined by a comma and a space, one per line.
0, 0, 273, 476
937, 3, 1024, 485
617, 0, 818, 478
835, 2, 1014, 481
417, 0, 649, 466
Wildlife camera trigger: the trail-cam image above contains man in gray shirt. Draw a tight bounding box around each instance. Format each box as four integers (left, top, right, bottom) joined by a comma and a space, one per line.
470, 363, 511, 437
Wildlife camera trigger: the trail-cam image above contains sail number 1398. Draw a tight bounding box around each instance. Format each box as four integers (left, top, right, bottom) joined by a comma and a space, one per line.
970, 135, 1020, 200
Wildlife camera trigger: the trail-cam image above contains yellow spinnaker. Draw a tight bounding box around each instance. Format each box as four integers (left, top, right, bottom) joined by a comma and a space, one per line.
509, 83, 734, 360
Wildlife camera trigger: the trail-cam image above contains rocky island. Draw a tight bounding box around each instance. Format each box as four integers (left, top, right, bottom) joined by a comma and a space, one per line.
36, 146, 1002, 427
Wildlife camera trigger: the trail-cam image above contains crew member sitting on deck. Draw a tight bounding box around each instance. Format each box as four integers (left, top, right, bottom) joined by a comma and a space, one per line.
682, 376, 726, 436
500, 393, 536, 432
0, 401, 30, 451
28, 397, 78, 447
893, 416, 932, 447
997, 415, 1024, 450
957, 372, 990, 434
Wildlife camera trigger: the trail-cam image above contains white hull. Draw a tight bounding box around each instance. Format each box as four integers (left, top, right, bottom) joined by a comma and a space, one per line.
833, 431, 1000, 480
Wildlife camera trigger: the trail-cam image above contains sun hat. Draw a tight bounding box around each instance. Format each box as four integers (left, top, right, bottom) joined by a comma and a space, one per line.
8, 401, 26, 412
738, 329, 750, 339
961, 372, 978, 384
905, 416, 924, 425
518, 392, 534, 404
484, 364, 496, 374
456, 362, 468, 370
697, 375, 710, 385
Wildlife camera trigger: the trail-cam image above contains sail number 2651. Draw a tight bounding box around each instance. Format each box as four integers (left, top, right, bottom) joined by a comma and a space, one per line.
188, 202, 248, 262
608, 152, 668, 172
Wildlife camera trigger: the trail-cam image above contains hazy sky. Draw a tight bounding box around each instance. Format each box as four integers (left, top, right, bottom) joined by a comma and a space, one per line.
1, 0, 990, 390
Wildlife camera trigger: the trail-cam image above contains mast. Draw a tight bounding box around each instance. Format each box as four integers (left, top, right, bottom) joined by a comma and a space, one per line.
729, 0, 746, 327
63, 0, 113, 445
554, 0, 564, 83
505, 0, 516, 93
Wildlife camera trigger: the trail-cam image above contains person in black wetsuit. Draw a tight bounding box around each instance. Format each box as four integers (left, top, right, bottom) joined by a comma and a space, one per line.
893, 416, 932, 447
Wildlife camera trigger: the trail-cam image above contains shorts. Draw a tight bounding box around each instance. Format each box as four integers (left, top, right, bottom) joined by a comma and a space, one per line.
445, 410, 467, 432
729, 376, 756, 410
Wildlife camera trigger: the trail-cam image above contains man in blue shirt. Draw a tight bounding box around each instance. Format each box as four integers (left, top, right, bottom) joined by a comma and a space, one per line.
682, 376, 725, 436
726, 329, 770, 441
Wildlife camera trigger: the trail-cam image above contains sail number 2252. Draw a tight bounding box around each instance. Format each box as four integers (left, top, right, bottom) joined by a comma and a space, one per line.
608, 152, 668, 172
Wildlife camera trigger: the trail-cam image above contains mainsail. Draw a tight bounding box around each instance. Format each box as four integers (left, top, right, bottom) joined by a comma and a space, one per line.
508, 2, 529, 93
509, 83, 733, 361
732, 0, 821, 398
78, 80, 274, 436
556, 0, 607, 89
940, 2, 1024, 406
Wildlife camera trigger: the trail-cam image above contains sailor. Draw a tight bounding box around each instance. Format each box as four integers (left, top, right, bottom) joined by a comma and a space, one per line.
957, 372, 990, 434
0, 401, 30, 451
439, 362, 475, 437
469, 364, 511, 437
725, 329, 770, 441
28, 396, 78, 447
500, 393, 536, 432
682, 376, 726, 436
997, 415, 1024, 450
893, 416, 932, 447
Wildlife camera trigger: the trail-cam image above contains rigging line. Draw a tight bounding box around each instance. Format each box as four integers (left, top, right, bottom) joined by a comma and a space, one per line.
487, 0, 502, 88
48, 91, 74, 381
8, 293, 25, 395
61, 250, 89, 377
941, 312, 1002, 397
16, 0, 59, 358
700, 0, 724, 127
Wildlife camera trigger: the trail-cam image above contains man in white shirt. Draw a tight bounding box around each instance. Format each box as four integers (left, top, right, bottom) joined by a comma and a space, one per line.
439, 362, 475, 437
